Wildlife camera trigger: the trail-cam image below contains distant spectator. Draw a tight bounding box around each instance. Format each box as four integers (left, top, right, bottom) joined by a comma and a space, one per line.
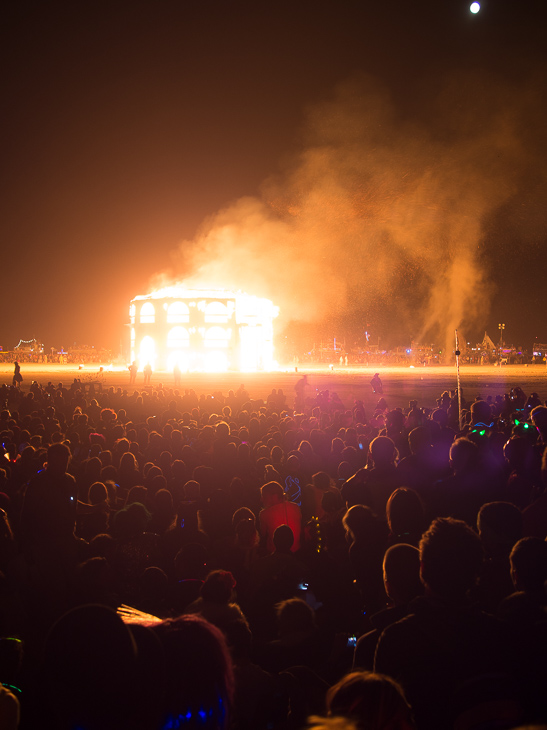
259, 481, 302, 554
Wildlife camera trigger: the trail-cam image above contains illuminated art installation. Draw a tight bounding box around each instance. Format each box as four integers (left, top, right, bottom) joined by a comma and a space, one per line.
129, 287, 279, 372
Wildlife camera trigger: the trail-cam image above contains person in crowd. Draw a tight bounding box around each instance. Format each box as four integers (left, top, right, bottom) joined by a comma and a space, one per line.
19, 442, 83, 567
396, 426, 449, 506
251, 524, 308, 614
185, 569, 247, 631
128, 361, 138, 385
153, 614, 234, 730
39, 603, 160, 730
254, 596, 326, 673
259, 480, 302, 554
374, 517, 516, 730
343, 504, 387, 615
497, 536, 547, 722
522, 444, 547, 538
0, 683, 19, 730
353, 543, 423, 671
385, 488, 426, 547
0, 371, 545, 729
434, 437, 489, 525
312, 670, 414, 730
473, 500, 523, 612
294, 374, 309, 410
341, 436, 401, 515
301, 471, 339, 522
498, 535, 547, 625
12, 362, 22, 389
370, 373, 383, 395
224, 619, 282, 730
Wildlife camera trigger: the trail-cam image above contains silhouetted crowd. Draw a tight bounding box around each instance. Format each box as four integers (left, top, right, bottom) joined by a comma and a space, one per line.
0, 377, 546, 730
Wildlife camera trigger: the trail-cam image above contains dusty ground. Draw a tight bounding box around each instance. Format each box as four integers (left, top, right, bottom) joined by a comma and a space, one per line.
2, 362, 546, 412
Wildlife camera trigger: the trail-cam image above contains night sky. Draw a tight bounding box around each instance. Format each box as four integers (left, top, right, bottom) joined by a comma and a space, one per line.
2, 0, 546, 354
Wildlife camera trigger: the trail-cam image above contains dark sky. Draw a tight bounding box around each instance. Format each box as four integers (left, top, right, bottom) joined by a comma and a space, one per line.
2, 0, 546, 353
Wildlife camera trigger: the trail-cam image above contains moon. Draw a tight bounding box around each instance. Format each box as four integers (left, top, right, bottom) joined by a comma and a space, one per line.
470, 2, 481, 13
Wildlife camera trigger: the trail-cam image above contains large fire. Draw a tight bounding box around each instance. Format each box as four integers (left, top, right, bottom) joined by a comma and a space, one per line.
129, 287, 279, 373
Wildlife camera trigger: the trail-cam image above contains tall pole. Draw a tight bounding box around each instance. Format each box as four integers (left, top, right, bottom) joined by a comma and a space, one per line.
498, 323, 505, 366
455, 330, 463, 430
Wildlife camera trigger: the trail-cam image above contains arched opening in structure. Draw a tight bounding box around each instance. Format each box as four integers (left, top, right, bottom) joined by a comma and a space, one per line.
166, 326, 191, 372
140, 302, 155, 324
167, 301, 190, 324
139, 335, 156, 368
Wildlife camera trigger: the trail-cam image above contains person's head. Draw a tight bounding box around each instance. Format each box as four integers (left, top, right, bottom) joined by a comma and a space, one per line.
503, 437, 533, 471
470, 399, 492, 426
286, 454, 301, 472
419, 517, 483, 600
531, 405, 547, 436
153, 614, 234, 730
343, 504, 376, 542
114, 502, 150, 540
46, 442, 71, 474
385, 410, 405, 432
477, 502, 522, 554
449, 438, 479, 473
509, 536, 547, 592
215, 421, 230, 439
260, 480, 284, 507
386, 488, 425, 539
200, 570, 236, 604
407, 427, 431, 456
273, 524, 294, 553
338, 461, 353, 482
325, 671, 414, 730
312, 471, 332, 492
235, 517, 259, 549
184, 480, 200, 501
369, 436, 397, 467
85, 456, 102, 480
126, 485, 148, 507
120, 451, 138, 472
431, 408, 448, 428
383, 543, 423, 606
43, 604, 153, 730
232, 507, 255, 531
298, 440, 313, 456
88, 481, 108, 505
275, 597, 315, 636
153, 488, 174, 515
322, 489, 344, 514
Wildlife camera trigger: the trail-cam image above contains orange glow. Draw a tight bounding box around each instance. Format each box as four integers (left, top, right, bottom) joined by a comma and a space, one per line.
130, 287, 278, 372
139, 335, 157, 369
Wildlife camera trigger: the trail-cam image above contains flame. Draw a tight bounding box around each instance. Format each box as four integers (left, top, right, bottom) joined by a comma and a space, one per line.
130, 285, 279, 373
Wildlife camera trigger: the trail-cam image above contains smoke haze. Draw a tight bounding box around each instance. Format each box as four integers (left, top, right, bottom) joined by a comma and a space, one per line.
157, 71, 546, 355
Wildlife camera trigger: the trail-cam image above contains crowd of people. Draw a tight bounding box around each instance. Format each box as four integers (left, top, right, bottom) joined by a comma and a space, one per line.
0, 374, 546, 729
0, 349, 113, 364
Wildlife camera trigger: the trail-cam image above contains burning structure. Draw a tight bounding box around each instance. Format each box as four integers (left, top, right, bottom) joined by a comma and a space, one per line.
129, 287, 279, 372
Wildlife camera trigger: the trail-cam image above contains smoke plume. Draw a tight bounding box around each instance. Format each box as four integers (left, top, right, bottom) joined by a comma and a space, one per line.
160, 71, 545, 356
